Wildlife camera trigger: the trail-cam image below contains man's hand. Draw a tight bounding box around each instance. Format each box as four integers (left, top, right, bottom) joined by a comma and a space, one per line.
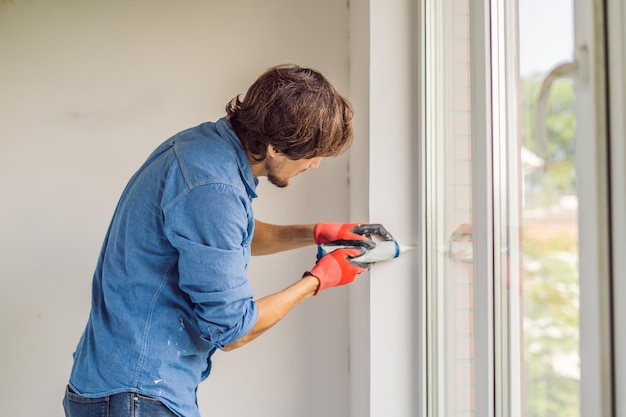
314, 222, 394, 249
349, 223, 394, 241
308, 248, 370, 295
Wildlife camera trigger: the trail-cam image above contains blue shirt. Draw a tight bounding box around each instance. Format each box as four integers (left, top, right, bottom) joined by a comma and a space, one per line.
68, 118, 259, 417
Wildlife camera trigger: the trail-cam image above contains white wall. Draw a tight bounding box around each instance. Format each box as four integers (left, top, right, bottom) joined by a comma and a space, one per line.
0, 1, 352, 416
348, 0, 423, 416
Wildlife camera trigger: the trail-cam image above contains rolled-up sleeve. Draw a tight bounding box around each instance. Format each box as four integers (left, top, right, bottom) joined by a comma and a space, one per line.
164, 183, 258, 349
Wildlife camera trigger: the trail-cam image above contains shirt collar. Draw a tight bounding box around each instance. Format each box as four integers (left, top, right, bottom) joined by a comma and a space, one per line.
215, 117, 258, 199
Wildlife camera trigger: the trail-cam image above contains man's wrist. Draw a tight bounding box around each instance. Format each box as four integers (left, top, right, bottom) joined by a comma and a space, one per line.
301, 272, 320, 295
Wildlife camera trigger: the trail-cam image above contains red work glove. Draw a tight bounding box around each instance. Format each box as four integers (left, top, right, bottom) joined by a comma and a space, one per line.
314, 222, 395, 248
308, 248, 370, 295
314, 222, 374, 248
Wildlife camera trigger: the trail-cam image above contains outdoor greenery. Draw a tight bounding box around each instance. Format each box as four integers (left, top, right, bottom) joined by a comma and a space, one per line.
521, 74, 579, 417
521, 76, 577, 207
523, 236, 579, 417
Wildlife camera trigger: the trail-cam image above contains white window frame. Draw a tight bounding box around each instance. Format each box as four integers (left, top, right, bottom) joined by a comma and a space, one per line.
486, 0, 523, 416
607, 0, 626, 413
574, 0, 616, 416
470, 0, 497, 414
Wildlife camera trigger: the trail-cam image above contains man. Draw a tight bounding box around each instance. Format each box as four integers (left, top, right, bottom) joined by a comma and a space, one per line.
63, 64, 382, 417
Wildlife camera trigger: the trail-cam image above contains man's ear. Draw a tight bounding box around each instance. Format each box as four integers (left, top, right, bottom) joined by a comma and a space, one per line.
267, 144, 282, 158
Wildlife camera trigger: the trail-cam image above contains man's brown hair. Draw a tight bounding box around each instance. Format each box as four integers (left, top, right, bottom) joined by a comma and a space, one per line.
226, 64, 354, 162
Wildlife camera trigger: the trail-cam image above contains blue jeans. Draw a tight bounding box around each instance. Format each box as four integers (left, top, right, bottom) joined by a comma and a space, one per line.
63, 386, 178, 417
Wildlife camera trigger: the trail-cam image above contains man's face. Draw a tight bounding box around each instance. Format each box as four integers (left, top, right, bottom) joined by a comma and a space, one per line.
265, 154, 322, 188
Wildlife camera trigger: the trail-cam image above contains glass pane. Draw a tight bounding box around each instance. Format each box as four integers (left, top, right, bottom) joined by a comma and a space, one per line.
424, 0, 474, 415
518, 1, 579, 416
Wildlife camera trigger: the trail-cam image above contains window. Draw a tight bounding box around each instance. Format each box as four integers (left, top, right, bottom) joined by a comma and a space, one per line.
355, 0, 622, 415
423, 0, 582, 416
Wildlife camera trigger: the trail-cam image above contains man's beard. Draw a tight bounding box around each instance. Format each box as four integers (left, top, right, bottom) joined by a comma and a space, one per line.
266, 168, 289, 188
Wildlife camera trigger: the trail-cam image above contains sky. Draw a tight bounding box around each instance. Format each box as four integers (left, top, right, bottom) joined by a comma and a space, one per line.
518, 0, 575, 77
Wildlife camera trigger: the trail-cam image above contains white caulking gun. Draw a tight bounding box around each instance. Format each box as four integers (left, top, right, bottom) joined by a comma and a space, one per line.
316, 224, 415, 266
